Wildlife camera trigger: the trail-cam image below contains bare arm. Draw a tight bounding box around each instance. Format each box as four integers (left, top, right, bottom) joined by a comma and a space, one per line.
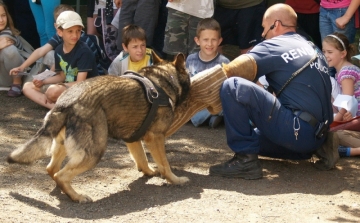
10, 43, 54, 75
43, 72, 66, 85
0, 37, 14, 50
336, 0, 360, 28
32, 71, 65, 90
334, 78, 355, 121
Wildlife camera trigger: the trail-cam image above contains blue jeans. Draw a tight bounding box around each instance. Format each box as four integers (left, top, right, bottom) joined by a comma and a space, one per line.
28, 0, 60, 46
220, 77, 325, 160
319, 6, 356, 43
191, 110, 223, 127
191, 109, 211, 127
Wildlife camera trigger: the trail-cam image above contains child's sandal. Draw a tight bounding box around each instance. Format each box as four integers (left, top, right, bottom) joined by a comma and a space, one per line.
7, 84, 22, 97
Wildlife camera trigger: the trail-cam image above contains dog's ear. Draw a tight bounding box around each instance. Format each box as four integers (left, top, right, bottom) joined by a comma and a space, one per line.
152, 50, 163, 64
173, 53, 186, 70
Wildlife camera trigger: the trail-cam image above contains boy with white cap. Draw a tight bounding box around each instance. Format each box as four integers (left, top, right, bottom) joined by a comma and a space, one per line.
21, 11, 98, 109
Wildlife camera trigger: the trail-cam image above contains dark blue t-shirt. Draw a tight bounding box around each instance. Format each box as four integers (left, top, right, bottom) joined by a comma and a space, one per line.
249, 32, 333, 123
49, 32, 107, 74
55, 41, 98, 82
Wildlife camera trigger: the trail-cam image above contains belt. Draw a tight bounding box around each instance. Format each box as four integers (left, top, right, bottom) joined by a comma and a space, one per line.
293, 110, 318, 127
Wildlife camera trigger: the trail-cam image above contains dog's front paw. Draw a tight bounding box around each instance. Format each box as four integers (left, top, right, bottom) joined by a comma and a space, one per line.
74, 194, 93, 203
172, 176, 189, 185
141, 166, 159, 177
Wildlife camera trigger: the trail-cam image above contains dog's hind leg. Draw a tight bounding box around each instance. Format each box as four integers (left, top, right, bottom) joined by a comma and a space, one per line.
46, 128, 67, 180
126, 141, 159, 176
53, 113, 108, 203
53, 133, 107, 203
143, 133, 189, 185
53, 155, 99, 203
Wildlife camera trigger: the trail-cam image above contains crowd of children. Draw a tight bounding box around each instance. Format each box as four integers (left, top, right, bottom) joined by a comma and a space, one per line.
1, 1, 360, 158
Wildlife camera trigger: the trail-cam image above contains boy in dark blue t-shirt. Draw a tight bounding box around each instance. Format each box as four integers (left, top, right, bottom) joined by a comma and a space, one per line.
22, 11, 98, 109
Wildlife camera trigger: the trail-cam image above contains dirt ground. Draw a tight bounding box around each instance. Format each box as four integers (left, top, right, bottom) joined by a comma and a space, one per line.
1, 90, 360, 223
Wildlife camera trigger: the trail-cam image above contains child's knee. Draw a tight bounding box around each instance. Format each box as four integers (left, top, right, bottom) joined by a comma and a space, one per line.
2, 45, 18, 56
22, 82, 35, 95
45, 84, 63, 102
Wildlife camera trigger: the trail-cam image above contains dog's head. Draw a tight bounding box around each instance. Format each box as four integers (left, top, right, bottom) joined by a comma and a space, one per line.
142, 53, 190, 106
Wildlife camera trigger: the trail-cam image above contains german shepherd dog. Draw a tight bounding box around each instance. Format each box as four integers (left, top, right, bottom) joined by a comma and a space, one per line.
7, 54, 190, 203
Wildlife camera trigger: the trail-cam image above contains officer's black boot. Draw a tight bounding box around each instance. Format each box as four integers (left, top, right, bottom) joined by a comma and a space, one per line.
209, 153, 263, 179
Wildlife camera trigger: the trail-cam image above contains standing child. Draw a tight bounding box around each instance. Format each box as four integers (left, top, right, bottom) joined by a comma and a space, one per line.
335, 0, 360, 31
186, 18, 230, 128
163, 0, 214, 60
285, 0, 322, 48
108, 24, 156, 76
21, 11, 99, 109
322, 32, 360, 157
212, 0, 265, 56
319, 0, 356, 43
0, 1, 25, 97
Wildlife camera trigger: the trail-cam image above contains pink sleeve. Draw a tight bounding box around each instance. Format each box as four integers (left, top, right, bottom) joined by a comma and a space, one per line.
321, 0, 351, 9
337, 66, 359, 84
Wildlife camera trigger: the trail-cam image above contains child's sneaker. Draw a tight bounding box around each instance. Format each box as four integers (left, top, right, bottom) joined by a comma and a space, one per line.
338, 146, 351, 157
209, 115, 223, 128
7, 84, 22, 97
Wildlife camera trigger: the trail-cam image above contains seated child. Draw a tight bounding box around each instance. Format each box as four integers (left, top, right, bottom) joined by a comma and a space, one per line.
336, 130, 360, 157
0, 2, 25, 97
186, 18, 230, 128
10, 4, 108, 79
108, 24, 156, 76
322, 32, 360, 157
21, 11, 99, 109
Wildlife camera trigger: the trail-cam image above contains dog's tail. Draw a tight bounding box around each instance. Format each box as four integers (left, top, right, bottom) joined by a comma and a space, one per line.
7, 111, 67, 164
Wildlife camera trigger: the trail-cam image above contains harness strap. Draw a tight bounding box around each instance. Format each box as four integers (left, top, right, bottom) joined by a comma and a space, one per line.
122, 71, 158, 103
121, 71, 173, 142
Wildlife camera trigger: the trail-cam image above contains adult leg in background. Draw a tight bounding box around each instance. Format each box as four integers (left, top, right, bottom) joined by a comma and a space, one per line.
28, 0, 60, 46
116, 0, 160, 51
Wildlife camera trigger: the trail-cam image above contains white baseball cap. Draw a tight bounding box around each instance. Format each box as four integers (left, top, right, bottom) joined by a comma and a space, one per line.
56, 11, 84, 29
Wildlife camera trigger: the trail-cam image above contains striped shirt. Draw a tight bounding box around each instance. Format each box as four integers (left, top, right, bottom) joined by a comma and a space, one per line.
0, 28, 23, 51
336, 65, 360, 116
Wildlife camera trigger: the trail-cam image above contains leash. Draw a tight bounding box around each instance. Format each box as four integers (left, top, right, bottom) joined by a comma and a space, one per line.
276, 51, 317, 97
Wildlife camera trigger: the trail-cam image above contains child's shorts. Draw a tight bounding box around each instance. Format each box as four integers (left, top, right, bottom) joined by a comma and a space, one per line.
163, 8, 201, 55
40, 84, 52, 93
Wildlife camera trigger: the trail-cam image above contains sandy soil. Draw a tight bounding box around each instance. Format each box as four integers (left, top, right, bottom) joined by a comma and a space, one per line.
1, 91, 360, 223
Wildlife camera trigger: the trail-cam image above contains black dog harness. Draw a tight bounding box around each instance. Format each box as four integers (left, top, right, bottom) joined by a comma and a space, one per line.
121, 71, 173, 142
